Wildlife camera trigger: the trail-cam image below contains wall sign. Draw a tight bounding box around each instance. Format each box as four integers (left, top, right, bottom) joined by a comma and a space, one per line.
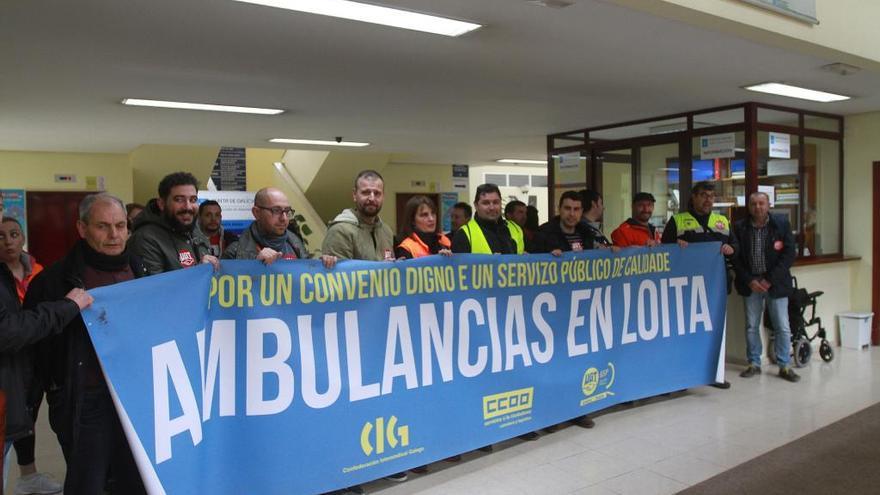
700, 133, 736, 160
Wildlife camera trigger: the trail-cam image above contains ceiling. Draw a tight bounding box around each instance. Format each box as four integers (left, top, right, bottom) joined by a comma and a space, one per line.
1, 0, 877, 164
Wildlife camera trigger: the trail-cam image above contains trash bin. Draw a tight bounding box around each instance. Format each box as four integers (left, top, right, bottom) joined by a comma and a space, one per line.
838, 312, 873, 350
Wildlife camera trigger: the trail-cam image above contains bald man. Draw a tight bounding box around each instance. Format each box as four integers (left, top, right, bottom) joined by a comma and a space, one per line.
223, 187, 335, 267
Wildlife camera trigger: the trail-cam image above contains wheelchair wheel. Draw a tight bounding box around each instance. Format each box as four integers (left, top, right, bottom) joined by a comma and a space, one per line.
767, 337, 777, 364
819, 340, 834, 362
793, 338, 812, 368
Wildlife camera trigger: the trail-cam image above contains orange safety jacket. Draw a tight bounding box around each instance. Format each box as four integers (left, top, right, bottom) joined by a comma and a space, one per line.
397, 233, 451, 258
611, 219, 660, 248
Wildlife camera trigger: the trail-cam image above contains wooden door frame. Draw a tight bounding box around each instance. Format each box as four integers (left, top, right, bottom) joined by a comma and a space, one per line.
873, 162, 880, 344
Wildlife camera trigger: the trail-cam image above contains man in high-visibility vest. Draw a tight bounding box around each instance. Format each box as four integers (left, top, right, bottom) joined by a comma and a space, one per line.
451, 183, 537, 446
451, 183, 524, 255
662, 181, 737, 389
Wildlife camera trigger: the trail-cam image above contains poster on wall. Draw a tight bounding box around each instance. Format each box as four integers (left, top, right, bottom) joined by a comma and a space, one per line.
440, 192, 459, 233
768, 132, 791, 159
700, 133, 735, 160
0, 189, 27, 241
452, 164, 469, 190
197, 190, 255, 234
209, 147, 247, 191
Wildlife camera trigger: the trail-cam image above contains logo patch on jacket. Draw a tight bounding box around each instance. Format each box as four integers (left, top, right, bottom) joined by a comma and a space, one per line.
773, 240, 784, 251
282, 252, 298, 260
178, 249, 196, 267
715, 221, 725, 230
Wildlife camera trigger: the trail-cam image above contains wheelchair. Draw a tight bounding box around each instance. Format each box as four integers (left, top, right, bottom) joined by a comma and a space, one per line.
765, 277, 834, 368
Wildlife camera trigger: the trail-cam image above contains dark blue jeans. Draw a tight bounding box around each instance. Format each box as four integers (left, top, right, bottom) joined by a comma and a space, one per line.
63, 389, 146, 495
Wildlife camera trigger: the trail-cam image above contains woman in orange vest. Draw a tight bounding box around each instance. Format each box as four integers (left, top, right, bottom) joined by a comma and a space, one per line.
395, 196, 452, 259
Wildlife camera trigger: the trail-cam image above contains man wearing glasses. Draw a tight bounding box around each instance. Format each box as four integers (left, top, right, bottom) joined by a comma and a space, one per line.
224, 187, 335, 268
129, 172, 218, 275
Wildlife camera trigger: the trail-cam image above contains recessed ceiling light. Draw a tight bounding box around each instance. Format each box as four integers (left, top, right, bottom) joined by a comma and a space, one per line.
233, 0, 481, 37
269, 138, 370, 147
743, 83, 850, 103
121, 98, 284, 115
497, 158, 547, 164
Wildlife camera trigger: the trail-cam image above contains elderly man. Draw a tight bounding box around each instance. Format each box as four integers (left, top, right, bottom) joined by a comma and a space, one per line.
129, 172, 218, 274
732, 192, 799, 382
224, 187, 335, 268
25, 193, 141, 494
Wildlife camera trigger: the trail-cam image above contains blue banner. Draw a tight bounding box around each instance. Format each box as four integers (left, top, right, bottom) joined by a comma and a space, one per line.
83, 243, 726, 495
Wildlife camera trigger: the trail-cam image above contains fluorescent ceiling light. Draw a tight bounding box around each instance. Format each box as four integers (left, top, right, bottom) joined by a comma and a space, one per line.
497, 158, 547, 164
121, 98, 284, 115
233, 0, 481, 37
743, 83, 850, 103
269, 138, 370, 147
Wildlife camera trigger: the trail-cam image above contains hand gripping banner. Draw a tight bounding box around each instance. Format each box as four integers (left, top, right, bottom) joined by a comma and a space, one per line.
82, 243, 726, 494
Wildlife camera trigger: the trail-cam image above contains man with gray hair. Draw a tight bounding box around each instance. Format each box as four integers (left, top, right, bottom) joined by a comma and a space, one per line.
25, 193, 148, 494
731, 191, 800, 382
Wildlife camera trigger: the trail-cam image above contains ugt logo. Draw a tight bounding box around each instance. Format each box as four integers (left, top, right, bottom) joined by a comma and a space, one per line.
360, 416, 409, 456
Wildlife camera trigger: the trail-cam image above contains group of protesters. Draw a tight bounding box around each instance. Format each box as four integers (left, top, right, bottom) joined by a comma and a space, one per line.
0, 168, 798, 495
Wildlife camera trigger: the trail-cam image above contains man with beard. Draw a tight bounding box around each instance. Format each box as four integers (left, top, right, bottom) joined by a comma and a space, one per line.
129, 172, 218, 274
451, 183, 523, 255
23, 194, 141, 494
196, 200, 238, 257
224, 187, 336, 268
322, 170, 395, 262
611, 192, 661, 248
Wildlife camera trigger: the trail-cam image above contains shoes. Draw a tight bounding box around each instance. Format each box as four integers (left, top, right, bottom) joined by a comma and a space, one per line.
384, 472, 408, 482
444, 454, 462, 462
410, 465, 428, 474
573, 415, 595, 429
340, 486, 365, 495
740, 365, 761, 378
779, 367, 801, 383
518, 431, 540, 441
711, 381, 731, 389
477, 445, 494, 452
15, 472, 62, 495
543, 424, 558, 433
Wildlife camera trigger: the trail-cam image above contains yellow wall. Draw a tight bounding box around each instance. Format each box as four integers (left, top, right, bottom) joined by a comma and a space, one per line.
304, 151, 392, 225
128, 144, 219, 203
842, 111, 880, 314
382, 162, 466, 233
0, 150, 133, 201
612, 0, 880, 69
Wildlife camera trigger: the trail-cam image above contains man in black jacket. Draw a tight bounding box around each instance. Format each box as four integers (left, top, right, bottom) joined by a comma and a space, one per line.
731, 192, 800, 383
25, 193, 148, 494
1, 246, 90, 469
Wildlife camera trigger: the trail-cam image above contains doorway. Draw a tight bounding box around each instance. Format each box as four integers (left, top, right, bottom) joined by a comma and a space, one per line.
26, 191, 92, 266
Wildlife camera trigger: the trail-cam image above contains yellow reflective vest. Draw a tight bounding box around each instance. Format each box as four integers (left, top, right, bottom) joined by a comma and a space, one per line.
461, 218, 524, 254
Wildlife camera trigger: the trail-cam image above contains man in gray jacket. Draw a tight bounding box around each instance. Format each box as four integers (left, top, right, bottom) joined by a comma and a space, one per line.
128, 172, 218, 274
224, 187, 335, 268
322, 170, 395, 262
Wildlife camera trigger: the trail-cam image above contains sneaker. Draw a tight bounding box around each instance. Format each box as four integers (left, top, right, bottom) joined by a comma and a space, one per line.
477, 445, 494, 453
573, 415, 595, 429
739, 365, 761, 378
444, 454, 462, 462
338, 486, 365, 495
385, 472, 408, 482
15, 472, 62, 495
410, 465, 428, 474
779, 367, 801, 383
518, 431, 540, 441
711, 380, 731, 389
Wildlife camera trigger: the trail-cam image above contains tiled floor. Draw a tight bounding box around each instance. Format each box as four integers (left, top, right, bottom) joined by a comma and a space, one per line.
5, 347, 878, 495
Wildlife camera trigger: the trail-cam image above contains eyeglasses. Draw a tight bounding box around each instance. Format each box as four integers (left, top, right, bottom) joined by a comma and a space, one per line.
256, 205, 294, 217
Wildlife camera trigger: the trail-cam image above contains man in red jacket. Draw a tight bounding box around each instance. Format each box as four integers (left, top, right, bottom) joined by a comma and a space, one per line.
611, 192, 661, 248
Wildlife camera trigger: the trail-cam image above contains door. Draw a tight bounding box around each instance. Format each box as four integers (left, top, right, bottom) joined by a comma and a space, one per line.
26, 191, 92, 266
596, 148, 633, 236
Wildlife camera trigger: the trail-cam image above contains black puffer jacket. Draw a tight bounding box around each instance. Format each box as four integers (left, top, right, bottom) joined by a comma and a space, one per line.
0, 264, 79, 441
128, 198, 210, 275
